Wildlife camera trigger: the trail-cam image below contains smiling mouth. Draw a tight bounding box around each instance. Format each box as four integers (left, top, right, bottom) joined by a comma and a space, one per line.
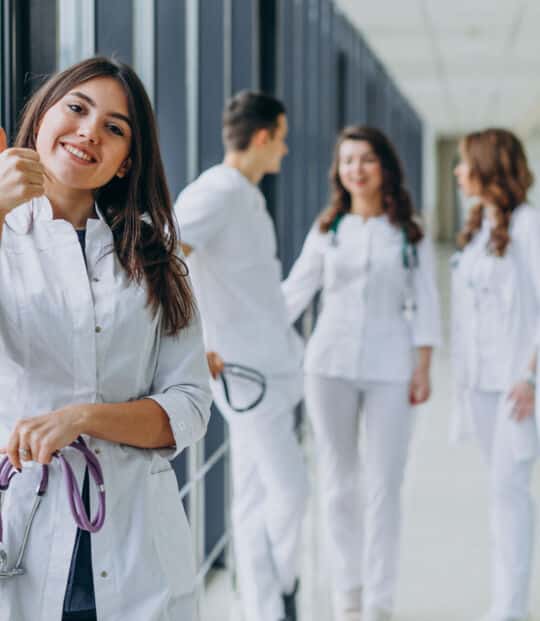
61, 143, 97, 164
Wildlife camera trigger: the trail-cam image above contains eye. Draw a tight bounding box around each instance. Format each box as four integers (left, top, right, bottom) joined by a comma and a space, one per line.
107, 123, 125, 137
67, 103, 83, 114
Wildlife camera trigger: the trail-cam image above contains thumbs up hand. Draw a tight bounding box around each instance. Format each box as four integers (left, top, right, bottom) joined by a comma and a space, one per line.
0, 127, 46, 214
0, 127, 7, 152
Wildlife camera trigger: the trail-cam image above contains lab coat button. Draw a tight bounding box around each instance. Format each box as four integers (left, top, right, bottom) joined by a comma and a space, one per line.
95, 326, 102, 333
100, 571, 108, 578
92, 277, 100, 283
95, 448, 101, 455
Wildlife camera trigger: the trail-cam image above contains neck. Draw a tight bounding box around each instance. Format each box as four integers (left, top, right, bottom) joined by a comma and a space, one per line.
350, 194, 384, 220
46, 181, 95, 229
223, 151, 265, 185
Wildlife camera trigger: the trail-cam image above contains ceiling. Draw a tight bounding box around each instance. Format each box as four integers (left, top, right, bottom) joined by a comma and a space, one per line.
336, 0, 540, 138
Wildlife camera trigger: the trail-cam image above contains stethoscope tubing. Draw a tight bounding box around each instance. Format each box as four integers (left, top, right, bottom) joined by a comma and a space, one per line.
0, 436, 106, 542
219, 362, 267, 413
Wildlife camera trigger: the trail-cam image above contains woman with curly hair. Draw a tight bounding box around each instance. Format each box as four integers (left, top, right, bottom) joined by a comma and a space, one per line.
282, 126, 441, 621
453, 128, 539, 621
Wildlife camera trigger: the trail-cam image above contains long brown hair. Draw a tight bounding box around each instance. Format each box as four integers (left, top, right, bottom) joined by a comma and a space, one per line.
319, 125, 423, 243
16, 57, 194, 335
457, 128, 533, 257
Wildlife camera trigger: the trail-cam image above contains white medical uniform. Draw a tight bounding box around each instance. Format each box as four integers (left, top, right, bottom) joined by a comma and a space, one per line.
174, 164, 308, 621
451, 204, 540, 619
282, 213, 441, 613
0, 197, 212, 621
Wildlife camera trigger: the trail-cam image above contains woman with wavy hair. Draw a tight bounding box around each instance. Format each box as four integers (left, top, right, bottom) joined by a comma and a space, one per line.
0, 57, 211, 620
453, 128, 539, 621
282, 126, 441, 621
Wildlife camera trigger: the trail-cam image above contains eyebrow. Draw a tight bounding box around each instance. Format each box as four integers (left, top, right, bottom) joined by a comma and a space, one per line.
70, 91, 132, 128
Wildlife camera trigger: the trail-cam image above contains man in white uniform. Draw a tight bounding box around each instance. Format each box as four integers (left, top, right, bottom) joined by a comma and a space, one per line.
174, 91, 308, 621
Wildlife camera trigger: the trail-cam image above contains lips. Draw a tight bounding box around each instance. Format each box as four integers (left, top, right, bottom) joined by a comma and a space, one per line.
60, 142, 97, 164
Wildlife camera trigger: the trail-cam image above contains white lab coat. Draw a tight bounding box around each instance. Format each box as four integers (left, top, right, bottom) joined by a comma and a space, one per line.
282, 213, 442, 380
451, 204, 540, 460
282, 213, 440, 613
0, 197, 212, 621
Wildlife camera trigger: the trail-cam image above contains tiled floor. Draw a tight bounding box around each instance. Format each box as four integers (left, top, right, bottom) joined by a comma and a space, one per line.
201, 244, 540, 621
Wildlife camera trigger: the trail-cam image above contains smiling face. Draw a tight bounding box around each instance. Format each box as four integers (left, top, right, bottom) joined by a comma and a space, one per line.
338, 139, 383, 200
35, 77, 132, 193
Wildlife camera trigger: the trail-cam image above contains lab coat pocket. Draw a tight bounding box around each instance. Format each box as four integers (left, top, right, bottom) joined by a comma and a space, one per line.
150, 468, 196, 596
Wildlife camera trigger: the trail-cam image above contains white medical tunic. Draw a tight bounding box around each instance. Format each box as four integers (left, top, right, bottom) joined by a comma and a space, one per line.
174, 164, 304, 408
0, 197, 212, 621
282, 214, 441, 382
451, 204, 540, 458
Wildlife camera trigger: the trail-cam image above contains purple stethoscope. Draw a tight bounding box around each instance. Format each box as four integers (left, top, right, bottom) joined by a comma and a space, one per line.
0, 436, 105, 579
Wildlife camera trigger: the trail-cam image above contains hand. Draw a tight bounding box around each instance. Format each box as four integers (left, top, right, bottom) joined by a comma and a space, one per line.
508, 380, 535, 421
0, 126, 46, 214
409, 365, 431, 405
0, 404, 88, 469
206, 351, 225, 380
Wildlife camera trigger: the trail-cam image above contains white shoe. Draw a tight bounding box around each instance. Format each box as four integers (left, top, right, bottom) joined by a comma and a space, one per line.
334, 588, 362, 621
363, 608, 392, 621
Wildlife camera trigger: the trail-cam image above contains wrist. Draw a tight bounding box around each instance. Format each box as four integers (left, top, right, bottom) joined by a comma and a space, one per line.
415, 362, 430, 375
63, 403, 96, 436
524, 369, 537, 389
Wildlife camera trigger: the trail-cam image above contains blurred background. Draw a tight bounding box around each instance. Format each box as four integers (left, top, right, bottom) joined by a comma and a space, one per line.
1, 1, 539, 619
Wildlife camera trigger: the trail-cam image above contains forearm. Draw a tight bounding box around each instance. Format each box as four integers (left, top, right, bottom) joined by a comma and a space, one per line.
415, 346, 433, 371
76, 399, 175, 449
0, 209, 9, 239
528, 352, 537, 374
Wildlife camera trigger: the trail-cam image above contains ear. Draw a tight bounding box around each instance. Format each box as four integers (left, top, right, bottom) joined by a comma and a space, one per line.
116, 157, 132, 179
251, 128, 271, 148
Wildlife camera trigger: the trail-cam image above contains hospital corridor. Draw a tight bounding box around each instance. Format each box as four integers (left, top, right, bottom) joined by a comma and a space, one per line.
1, 2, 540, 621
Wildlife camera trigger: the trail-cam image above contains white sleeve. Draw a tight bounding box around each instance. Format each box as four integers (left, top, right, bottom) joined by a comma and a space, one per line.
174, 185, 231, 251
411, 236, 442, 347
514, 207, 540, 345
147, 308, 213, 459
282, 224, 325, 324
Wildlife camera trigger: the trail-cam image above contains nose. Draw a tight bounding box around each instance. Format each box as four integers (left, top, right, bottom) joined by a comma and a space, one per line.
77, 121, 100, 144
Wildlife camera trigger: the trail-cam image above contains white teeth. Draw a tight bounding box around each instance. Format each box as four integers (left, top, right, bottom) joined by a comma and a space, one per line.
64, 144, 93, 162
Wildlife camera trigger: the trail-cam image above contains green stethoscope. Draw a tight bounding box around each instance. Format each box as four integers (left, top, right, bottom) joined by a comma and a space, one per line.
329, 212, 419, 319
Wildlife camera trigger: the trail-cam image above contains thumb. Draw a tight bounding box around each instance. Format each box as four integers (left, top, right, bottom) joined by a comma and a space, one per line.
0, 127, 7, 153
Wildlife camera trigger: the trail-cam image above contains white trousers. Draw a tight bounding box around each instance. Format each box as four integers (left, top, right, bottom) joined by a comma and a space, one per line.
305, 375, 414, 612
469, 390, 536, 619
226, 395, 309, 621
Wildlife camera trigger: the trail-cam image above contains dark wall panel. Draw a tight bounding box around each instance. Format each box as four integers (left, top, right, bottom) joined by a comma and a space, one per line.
156, 0, 187, 197
204, 406, 226, 560
318, 0, 335, 209
198, 1, 224, 172
28, 0, 56, 90
95, 0, 133, 64
232, 0, 257, 92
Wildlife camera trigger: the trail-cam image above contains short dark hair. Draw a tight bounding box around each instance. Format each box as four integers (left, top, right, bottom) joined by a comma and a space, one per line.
222, 90, 286, 151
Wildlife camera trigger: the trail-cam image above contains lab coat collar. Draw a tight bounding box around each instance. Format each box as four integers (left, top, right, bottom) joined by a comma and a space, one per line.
4, 195, 109, 236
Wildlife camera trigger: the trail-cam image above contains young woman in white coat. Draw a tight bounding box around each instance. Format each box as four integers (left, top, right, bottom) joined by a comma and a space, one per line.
282, 126, 441, 621
453, 128, 539, 621
0, 57, 212, 621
